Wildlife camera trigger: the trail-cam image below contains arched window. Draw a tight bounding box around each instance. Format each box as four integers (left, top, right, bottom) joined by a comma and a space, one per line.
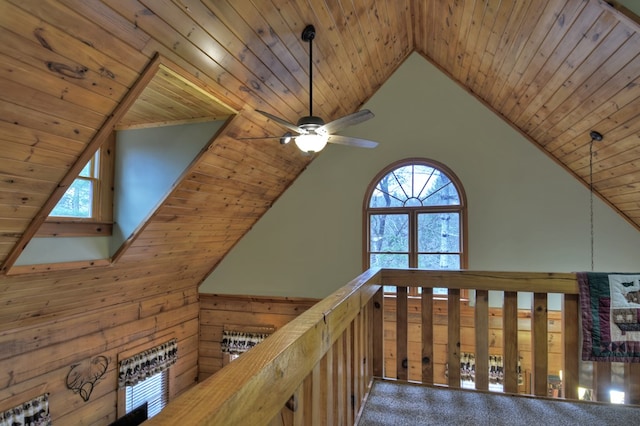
363, 158, 467, 279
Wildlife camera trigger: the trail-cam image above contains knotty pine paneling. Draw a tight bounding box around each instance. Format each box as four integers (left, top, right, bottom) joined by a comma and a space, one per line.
198, 294, 318, 380
414, 0, 640, 231
0, 270, 200, 425
0, 0, 639, 422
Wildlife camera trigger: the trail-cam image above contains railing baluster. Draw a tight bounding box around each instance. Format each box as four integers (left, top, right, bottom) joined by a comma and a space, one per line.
351, 315, 360, 418
475, 289, 489, 391
563, 293, 579, 400
323, 347, 335, 425
293, 380, 306, 425
421, 287, 434, 384
342, 327, 352, 423
329, 337, 344, 424
372, 288, 384, 378
594, 361, 611, 402
447, 288, 461, 387
302, 370, 313, 425
532, 292, 548, 397
504, 291, 519, 393
625, 363, 640, 404
311, 358, 320, 426
396, 286, 409, 380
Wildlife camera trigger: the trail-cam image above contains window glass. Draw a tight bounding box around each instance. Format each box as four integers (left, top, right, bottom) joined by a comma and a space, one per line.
418, 254, 461, 269
79, 156, 95, 178
369, 164, 461, 208
370, 253, 409, 269
370, 214, 409, 252
418, 213, 460, 252
49, 178, 93, 218
50, 150, 100, 220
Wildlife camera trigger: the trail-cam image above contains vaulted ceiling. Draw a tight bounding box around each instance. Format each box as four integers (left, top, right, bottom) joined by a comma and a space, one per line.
1, 0, 639, 275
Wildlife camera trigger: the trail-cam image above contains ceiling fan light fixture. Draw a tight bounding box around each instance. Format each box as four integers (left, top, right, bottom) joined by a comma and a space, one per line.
295, 133, 328, 153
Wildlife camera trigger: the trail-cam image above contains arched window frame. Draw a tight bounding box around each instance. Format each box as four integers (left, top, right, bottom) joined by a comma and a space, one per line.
363, 158, 468, 296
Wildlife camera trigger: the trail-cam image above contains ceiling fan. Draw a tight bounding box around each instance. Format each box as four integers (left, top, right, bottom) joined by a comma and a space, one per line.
252, 24, 378, 154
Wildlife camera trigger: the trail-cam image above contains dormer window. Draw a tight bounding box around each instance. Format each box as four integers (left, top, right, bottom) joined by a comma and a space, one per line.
37, 135, 114, 237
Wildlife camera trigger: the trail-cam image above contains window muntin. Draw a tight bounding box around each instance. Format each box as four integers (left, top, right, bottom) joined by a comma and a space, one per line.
364, 159, 467, 295
369, 164, 460, 208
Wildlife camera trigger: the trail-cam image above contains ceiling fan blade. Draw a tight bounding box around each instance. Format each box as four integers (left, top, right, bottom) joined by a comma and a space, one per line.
327, 134, 378, 149
236, 136, 281, 140
320, 109, 374, 134
237, 131, 295, 146
256, 110, 302, 133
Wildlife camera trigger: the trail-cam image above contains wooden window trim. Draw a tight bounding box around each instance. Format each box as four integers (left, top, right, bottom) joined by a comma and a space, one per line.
363, 158, 469, 297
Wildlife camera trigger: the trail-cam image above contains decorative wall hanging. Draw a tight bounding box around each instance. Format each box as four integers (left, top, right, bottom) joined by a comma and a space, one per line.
0, 393, 51, 426
66, 355, 109, 402
118, 338, 178, 388
445, 352, 523, 385
221, 330, 271, 355
579, 272, 640, 362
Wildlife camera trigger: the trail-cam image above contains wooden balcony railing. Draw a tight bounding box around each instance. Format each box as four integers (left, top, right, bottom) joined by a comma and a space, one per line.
146, 269, 640, 425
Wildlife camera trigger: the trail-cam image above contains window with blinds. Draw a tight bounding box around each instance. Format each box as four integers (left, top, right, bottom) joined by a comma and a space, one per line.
125, 370, 168, 419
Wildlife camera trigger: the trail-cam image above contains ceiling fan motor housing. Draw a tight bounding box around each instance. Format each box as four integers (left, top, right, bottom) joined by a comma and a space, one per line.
297, 115, 325, 128
302, 25, 316, 42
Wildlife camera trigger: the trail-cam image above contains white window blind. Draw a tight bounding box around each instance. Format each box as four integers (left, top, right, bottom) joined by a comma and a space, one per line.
125, 370, 168, 419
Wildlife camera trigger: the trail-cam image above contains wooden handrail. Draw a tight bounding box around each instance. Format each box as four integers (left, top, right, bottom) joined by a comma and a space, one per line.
146, 268, 382, 425
380, 269, 578, 293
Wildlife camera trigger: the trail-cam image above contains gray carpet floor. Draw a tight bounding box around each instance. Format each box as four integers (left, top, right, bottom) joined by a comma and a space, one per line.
357, 379, 640, 425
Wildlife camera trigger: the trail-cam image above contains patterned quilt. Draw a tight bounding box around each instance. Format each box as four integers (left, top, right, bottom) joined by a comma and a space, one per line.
578, 272, 640, 362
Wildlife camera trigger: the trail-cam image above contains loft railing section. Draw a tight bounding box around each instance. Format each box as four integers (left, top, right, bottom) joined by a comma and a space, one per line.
145, 269, 638, 425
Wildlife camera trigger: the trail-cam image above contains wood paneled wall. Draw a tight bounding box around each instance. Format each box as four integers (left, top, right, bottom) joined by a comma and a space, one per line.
383, 296, 563, 390
198, 292, 564, 396
199, 294, 319, 381
0, 266, 203, 425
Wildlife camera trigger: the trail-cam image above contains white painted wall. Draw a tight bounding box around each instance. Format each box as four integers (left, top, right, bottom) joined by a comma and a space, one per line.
112, 121, 224, 254
200, 53, 640, 299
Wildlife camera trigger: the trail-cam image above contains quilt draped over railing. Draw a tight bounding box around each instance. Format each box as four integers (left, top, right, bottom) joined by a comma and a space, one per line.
0, 393, 51, 426
118, 339, 178, 388
221, 330, 271, 355
578, 272, 640, 362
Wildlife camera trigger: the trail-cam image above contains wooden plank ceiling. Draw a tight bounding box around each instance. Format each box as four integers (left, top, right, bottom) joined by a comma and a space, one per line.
0, 0, 639, 274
